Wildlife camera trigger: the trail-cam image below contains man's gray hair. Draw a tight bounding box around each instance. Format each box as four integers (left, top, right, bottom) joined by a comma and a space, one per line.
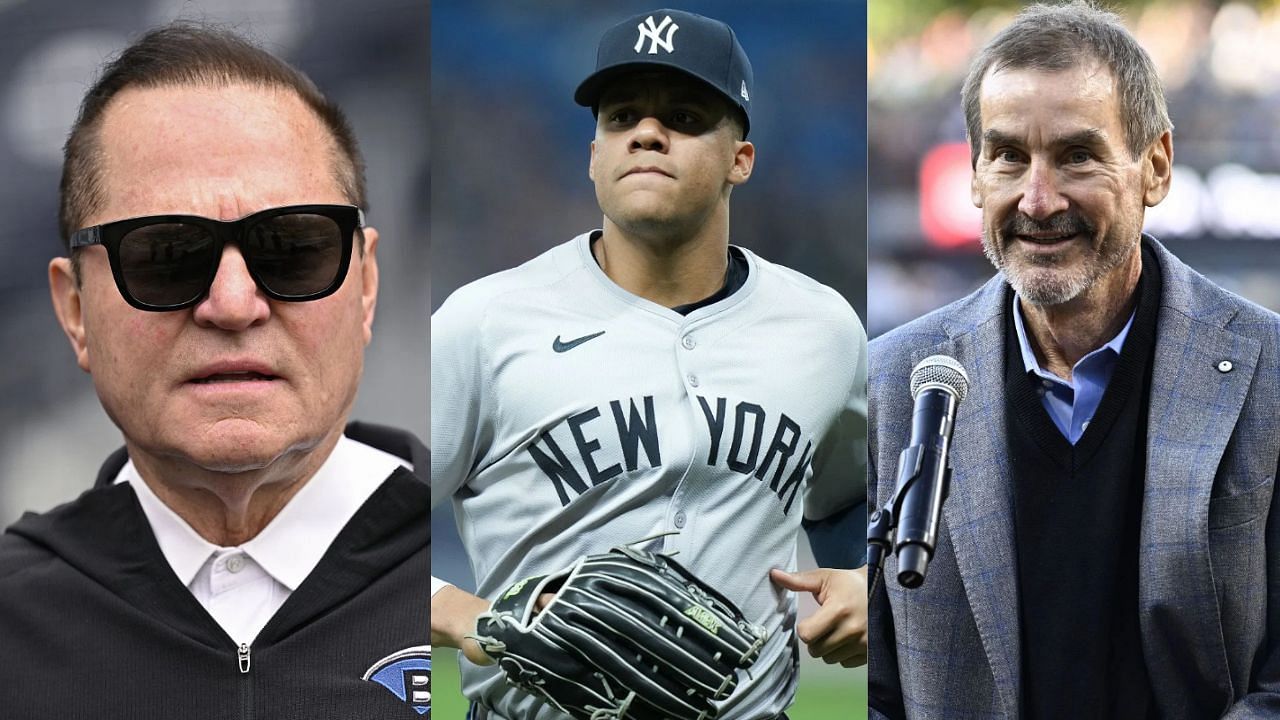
960, 0, 1172, 167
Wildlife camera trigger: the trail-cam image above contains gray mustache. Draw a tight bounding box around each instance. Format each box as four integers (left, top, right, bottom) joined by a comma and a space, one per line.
1002, 213, 1094, 238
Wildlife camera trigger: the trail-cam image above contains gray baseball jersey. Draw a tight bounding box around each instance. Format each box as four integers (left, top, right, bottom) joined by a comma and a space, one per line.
432, 231, 867, 719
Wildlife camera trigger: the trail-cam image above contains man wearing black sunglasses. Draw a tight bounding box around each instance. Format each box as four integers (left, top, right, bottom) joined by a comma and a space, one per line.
0, 23, 428, 718
67, 204, 364, 311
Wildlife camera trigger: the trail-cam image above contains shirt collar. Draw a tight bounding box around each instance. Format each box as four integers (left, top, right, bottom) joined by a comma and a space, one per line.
1011, 293, 1135, 382
117, 436, 408, 591
119, 462, 218, 586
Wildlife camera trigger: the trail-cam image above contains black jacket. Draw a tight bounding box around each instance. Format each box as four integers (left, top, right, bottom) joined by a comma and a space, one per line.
0, 422, 429, 719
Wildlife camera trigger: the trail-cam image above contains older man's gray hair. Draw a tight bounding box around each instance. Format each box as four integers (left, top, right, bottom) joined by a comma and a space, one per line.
960, 0, 1173, 168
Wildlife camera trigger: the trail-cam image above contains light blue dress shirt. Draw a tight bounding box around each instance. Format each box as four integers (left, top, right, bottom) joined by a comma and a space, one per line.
1012, 295, 1136, 445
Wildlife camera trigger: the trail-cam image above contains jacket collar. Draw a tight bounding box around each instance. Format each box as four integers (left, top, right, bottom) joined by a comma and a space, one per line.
10, 423, 428, 650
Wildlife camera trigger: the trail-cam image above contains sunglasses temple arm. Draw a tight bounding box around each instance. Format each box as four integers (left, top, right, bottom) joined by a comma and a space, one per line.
69, 226, 103, 250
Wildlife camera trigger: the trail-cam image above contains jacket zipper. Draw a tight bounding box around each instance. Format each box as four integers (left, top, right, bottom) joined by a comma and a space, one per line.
238, 643, 253, 719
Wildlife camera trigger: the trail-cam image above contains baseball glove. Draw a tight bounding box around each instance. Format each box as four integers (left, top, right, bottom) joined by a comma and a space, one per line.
471, 545, 768, 720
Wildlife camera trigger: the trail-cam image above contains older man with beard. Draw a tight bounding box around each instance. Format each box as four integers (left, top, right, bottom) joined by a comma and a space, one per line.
868, 2, 1280, 718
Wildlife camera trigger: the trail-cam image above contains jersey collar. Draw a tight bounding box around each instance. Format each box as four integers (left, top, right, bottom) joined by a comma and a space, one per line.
576, 230, 758, 322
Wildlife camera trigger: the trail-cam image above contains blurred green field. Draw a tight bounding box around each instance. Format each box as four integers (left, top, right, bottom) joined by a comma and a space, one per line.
431, 647, 867, 719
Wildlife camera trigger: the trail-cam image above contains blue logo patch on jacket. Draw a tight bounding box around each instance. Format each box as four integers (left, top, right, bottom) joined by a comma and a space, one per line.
364, 646, 431, 715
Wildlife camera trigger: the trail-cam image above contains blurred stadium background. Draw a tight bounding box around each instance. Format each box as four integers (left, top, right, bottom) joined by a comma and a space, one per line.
0, 1, 428, 527
869, 0, 1280, 338
431, 0, 867, 717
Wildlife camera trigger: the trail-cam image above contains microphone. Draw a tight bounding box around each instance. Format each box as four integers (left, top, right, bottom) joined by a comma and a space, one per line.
893, 355, 968, 588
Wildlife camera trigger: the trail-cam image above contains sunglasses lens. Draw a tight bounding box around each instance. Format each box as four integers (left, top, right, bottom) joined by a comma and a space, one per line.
245, 213, 347, 298
118, 223, 217, 308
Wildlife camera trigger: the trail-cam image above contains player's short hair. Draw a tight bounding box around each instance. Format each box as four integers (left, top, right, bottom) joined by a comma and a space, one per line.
725, 109, 747, 142
960, 0, 1172, 168
60, 22, 367, 254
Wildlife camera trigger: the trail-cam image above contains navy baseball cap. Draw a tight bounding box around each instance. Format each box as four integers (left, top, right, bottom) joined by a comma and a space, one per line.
574, 9, 753, 137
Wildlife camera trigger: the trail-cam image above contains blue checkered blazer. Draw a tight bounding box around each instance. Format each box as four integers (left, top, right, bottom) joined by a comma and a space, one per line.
868, 237, 1280, 719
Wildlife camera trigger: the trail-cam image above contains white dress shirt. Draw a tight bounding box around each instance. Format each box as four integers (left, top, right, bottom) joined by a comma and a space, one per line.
116, 436, 408, 646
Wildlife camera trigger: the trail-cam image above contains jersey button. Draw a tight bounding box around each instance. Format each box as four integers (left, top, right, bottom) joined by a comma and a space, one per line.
687, 374, 699, 387
674, 511, 687, 528
681, 335, 696, 350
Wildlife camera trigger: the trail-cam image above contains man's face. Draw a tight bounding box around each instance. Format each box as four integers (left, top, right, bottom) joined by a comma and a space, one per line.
589, 72, 752, 239
971, 61, 1169, 306
51, 83, 378, 474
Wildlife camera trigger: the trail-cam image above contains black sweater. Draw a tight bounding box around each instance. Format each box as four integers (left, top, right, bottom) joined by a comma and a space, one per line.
1004, 246, 1160, 719
0, 422, 429, 719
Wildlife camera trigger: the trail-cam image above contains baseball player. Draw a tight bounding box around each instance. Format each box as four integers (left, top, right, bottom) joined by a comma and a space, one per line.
431, 8, 868, 719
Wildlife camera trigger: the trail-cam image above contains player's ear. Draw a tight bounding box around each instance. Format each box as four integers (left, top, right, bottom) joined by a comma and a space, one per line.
49, 256, 91, 372
1142, 130, 1173, 207
589, 140, 597, 182
727, 140, 754, 186
357, 226, 379, 345
971, 163, 985, 209
970, 139, 986, 209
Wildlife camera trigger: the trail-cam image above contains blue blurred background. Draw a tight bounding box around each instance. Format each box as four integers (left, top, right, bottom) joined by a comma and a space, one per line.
870, 0, 1280, 338
431, 1, 868, 717
0, 0, 428, 523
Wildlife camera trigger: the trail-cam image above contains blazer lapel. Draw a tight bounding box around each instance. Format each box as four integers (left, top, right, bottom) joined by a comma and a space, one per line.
1140, 242, 1258, 714
927, 278, 1024, 718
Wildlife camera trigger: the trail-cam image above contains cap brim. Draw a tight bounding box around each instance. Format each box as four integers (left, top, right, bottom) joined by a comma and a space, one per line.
574, 62, 749, 137
574, 61, 736, 112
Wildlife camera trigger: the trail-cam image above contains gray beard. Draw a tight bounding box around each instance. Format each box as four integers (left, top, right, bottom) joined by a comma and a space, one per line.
982, 230, 1135, 307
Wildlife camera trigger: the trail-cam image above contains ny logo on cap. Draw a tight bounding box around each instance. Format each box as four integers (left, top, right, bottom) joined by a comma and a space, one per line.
635, 15, 679, 54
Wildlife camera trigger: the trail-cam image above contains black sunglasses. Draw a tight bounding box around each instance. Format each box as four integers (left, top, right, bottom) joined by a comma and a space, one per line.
69, 204, 364, 312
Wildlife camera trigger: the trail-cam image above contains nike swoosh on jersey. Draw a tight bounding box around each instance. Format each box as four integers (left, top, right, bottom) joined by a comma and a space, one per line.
553, 331, 606, 353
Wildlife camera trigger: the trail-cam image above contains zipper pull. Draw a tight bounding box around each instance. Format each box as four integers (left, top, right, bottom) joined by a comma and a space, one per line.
238, 643, 252, 674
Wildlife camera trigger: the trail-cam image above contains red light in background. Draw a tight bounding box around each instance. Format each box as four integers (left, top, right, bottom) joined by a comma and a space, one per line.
920, 142, 982, 249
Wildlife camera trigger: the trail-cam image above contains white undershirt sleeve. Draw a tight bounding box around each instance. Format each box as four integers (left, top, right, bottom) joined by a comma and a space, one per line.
431, 575, 452, 598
